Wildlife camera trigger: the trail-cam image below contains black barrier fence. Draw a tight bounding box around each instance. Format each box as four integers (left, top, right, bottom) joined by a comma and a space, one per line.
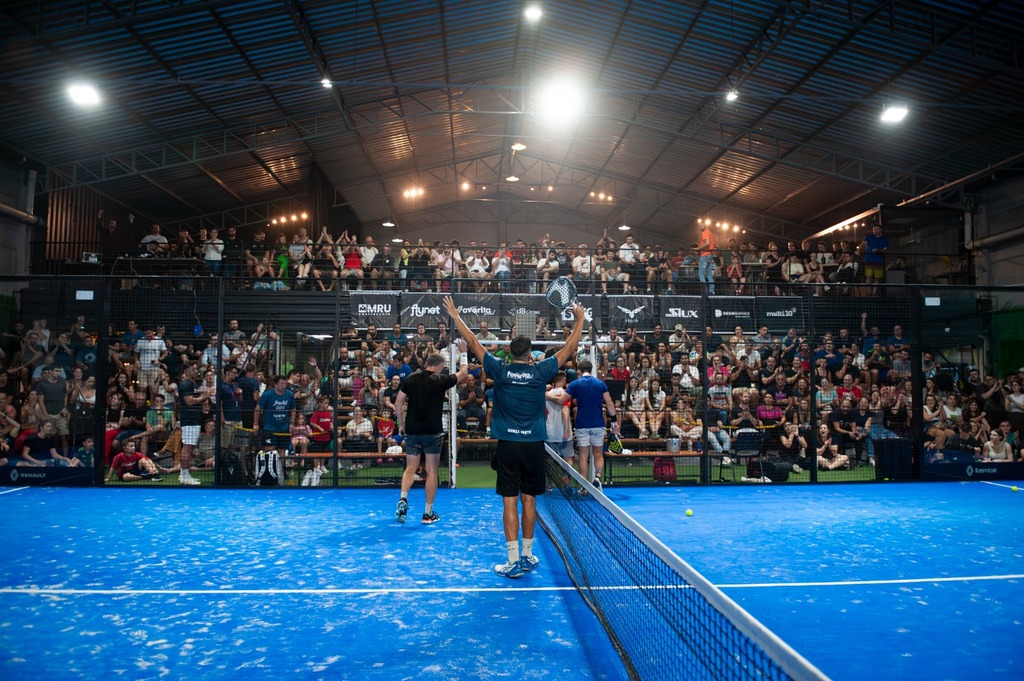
1, 275, 1022, 488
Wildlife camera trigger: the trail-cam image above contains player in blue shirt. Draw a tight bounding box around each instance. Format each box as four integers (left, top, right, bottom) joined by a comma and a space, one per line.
566, 359, 618, 486
444, 296, 585, 578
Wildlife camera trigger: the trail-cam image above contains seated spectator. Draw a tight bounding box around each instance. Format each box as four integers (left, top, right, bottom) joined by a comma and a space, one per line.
375, 407, 400, 455
105, 440, 162, 482
69, 434, 95, 468
816, 423, 849, 470
980, 425, 1015, 462
311, 244, 340, 291
139, 223, 169, 256
15, 419, 73, 467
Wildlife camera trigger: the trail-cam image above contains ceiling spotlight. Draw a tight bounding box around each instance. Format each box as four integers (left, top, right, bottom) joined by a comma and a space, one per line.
524, 6, 542, 21
382, 219, 395, 228
726, 89, 739, 102
391, 237, 403, 243
506, 175, 520, 182
511, 142, 526, 151
547, 186, 554, 191
881, 103, 908, 123
618, 224, 630, 231
321, 77, 332, 88
300, 212, 308, 219
461, 181, 470, 191
68, 83, 100, 106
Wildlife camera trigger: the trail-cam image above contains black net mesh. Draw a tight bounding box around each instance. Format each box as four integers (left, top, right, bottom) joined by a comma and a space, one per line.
537, 447, 827, 681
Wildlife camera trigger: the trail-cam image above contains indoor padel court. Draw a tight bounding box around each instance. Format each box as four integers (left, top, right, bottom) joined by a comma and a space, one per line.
1, 481, 1020, 680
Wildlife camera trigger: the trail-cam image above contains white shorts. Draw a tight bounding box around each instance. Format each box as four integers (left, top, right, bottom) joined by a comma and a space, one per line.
547, 440, 575, 460
181, 425, 201, 446
575, 427, 606, 448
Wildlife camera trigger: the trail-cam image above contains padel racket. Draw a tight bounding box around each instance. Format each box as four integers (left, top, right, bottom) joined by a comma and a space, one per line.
545, 275, 591, 321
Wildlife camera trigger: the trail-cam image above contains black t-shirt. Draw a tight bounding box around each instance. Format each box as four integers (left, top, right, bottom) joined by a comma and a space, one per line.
222, 235, 245, 262
400, 369, 457, 435
178, 378, 203, 426
22, 434, 57, 459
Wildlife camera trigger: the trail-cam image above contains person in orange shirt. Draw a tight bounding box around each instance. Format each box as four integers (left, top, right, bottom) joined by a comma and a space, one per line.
698, 221, 716, 296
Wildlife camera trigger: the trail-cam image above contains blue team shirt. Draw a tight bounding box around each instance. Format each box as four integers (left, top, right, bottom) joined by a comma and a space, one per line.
257, 388, 295, 433
566, 374, 609, 429
483, 352, 559, 442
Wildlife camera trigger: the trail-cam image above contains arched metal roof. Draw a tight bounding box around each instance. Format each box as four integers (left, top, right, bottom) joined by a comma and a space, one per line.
3, 0, 1022, 243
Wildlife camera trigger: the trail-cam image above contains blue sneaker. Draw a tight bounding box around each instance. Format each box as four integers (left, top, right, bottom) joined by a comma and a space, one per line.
519, 555, 540, 572
494, 561, 525, 578
395, 498, 408, 524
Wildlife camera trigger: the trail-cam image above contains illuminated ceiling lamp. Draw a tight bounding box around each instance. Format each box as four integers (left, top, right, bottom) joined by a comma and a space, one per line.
726, 89, 739, 102
68, 82, 101, 106
880, 102, 908, 123
524, 5, 542, 21
511, 142, 526, 151
382, 219, 395, 228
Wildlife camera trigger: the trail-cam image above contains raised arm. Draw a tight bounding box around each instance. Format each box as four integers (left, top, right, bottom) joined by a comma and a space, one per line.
553, 304, 586, 367
443, 297, 486, 363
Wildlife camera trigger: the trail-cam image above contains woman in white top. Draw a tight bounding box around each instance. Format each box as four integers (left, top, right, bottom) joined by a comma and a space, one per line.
645, 378, 667, 439
622, 377, 648, 438
981, 429, 1014, 462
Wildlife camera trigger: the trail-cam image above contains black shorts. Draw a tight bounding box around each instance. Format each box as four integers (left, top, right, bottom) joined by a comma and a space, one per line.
494, 440, 546, 498
262, 433, 291, 450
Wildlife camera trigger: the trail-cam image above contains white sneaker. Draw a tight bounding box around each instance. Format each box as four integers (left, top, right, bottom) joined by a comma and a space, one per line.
179, 476, 201, 486
792, 464, 804, 474
721, 456, 732, 466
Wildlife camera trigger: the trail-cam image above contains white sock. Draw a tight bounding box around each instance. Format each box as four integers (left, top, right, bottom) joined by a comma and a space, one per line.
506, 540, 520, 565
522, 537, 534, 557
424, 503, 433, 515
181, 469, 191, 480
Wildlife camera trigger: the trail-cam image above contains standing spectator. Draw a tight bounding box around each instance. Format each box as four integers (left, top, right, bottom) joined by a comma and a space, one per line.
201, 228, 224, 276
220, 226, 245, 283
393, 346, 468, 524
134, 328, 166, 399
253, 375, 296, 461
35, 366, 70, 455
443, 296, 584, 579
697, 220, 716, 296
544, 371, 574, 467
175, 363, 207, 485
860, 223, 889, 293
566, 359, 617, 486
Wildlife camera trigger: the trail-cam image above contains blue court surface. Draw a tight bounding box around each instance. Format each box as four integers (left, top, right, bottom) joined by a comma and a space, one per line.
611, 481, 1024, 681
1, 482, 1021, 680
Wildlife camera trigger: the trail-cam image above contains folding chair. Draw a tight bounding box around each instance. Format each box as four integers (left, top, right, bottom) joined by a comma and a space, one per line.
720, 430, 763, 482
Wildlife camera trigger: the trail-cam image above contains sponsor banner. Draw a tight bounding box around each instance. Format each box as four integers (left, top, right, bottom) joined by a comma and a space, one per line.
3, 466, 95, 487
608, 295, 655, 330
350, 290, 399, 328
922, 461, 1024, 481
660, 296, 703, 332
709, 296, 755, 333
398, 292, 449, 329
500, 294, 547, 331
757, 297, 807, 334
444, 293, 501, 330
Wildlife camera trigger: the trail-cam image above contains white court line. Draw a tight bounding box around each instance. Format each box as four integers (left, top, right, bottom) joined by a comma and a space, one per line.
0, 487, 28, 496
2, 573, 1022, 596
979, 480, 1021, 491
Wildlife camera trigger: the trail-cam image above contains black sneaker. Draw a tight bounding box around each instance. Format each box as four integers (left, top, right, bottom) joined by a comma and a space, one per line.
395, 498, 408, 524
421, 510, 440, 524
